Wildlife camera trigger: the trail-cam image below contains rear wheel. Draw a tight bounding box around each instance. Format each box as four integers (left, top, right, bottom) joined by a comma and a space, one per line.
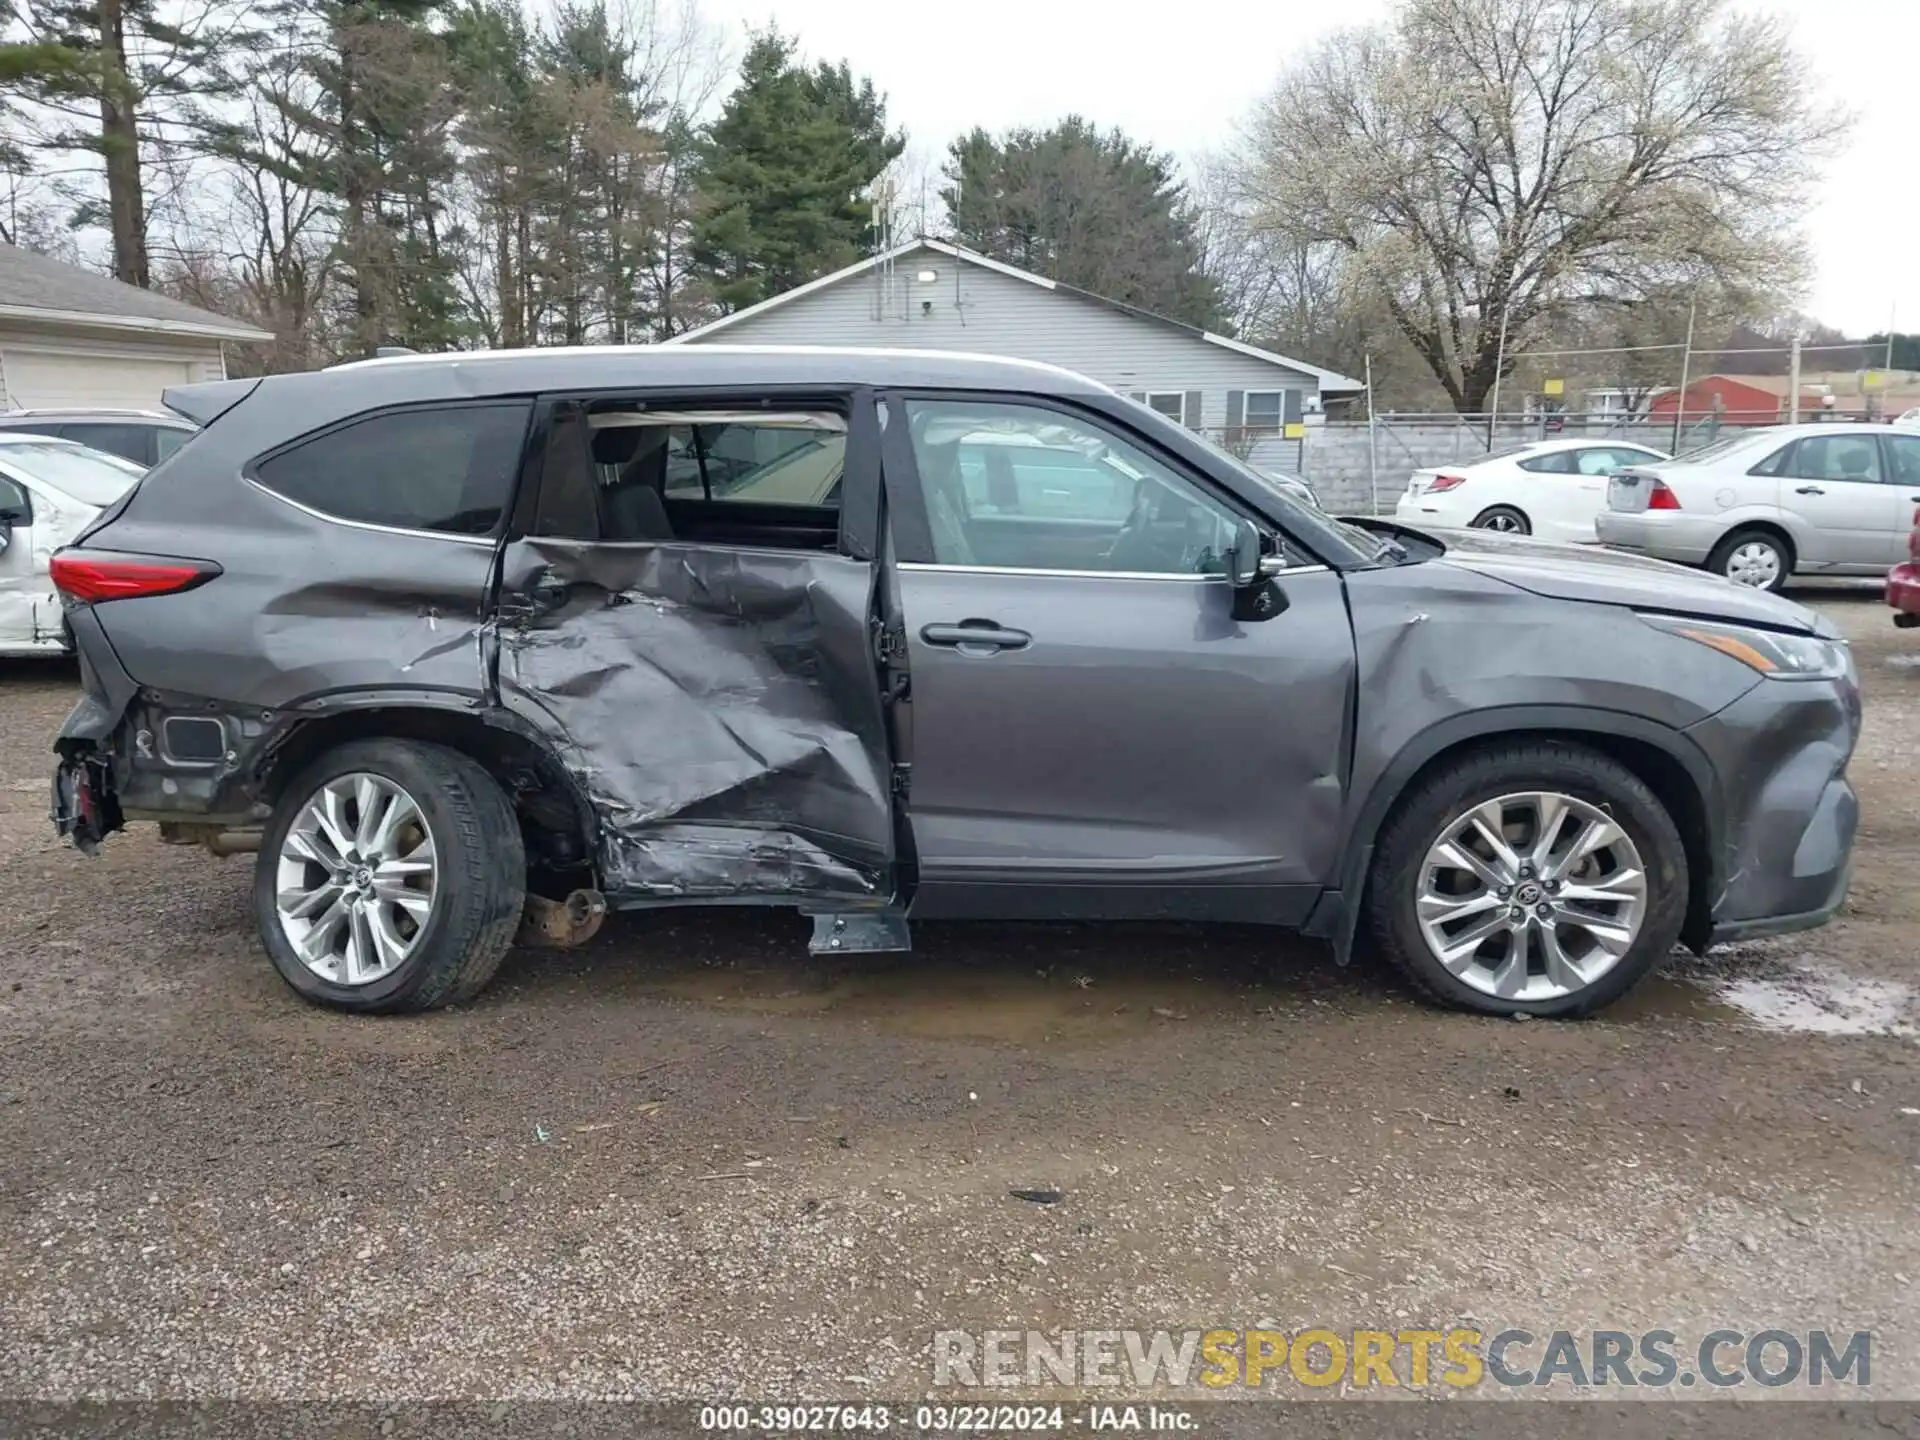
1707, 528, 1791, 592
1366, 742, 1687, 1017
1469, 505, 1531, 535
254, 739, 525, 1014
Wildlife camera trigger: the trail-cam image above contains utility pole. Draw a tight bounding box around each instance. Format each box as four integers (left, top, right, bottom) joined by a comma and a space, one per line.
1788, 335, 1802, 424
1671, 301, 1696, 453
1365, 352, 1378, 514
1485, 307, 1511, 449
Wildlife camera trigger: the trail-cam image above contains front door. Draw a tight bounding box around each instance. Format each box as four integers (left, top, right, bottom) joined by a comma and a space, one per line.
882, 393, 1356, 923
492, 393, 897, 907
1777, 433, 1901, 568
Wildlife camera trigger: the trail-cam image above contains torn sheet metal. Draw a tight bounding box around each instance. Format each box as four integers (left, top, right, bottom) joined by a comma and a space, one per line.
496, 538, 895, 904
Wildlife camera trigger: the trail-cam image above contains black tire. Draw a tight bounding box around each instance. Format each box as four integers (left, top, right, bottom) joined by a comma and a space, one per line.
1469, 505, 1531, 535
1706, 527, 1792, 593
254, 739, 525, 1014
1366, 741, 1687, 1018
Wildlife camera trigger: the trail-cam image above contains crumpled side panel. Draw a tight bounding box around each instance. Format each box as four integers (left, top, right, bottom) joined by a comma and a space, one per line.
497, 539, 894, 903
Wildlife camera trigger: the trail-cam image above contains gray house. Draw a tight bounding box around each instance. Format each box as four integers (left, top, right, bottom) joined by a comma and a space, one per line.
667, 238, 1362, 437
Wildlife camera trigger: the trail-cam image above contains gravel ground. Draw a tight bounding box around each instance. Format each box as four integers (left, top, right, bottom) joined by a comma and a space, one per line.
0, 588, 1915, 1406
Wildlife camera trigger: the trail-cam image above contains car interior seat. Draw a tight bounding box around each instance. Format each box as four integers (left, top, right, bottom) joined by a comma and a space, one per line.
590, 424, 675, 541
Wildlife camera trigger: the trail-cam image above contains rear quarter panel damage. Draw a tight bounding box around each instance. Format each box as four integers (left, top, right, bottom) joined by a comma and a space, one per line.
495, 539, 895, 904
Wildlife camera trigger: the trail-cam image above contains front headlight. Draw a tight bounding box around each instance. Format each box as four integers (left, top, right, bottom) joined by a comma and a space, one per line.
1639, 614, 1853, 681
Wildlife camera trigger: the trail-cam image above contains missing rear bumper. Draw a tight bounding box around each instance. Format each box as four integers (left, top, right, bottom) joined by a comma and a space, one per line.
50, 753, 122, 855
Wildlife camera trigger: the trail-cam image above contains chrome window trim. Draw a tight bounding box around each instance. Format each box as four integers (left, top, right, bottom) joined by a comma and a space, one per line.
897, 561, 1330, 582
242, 475, 500, 547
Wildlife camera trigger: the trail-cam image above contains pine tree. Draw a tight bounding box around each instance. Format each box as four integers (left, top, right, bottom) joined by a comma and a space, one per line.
943, 118, 1222, 330
0, 0, 253, 286
689, 30, 901, 313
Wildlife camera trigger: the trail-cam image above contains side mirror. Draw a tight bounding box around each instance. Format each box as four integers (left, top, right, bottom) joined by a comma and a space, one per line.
1227, 518, 1264, 588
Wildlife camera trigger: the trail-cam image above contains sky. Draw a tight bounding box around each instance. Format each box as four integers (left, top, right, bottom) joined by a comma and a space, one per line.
695, 0, 1912, 338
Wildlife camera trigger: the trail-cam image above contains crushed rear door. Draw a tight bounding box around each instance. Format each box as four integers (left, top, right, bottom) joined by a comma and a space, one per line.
491, 396, 897, 907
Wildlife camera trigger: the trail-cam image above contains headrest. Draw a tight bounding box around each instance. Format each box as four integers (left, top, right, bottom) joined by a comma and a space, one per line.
590, 424, 647, 466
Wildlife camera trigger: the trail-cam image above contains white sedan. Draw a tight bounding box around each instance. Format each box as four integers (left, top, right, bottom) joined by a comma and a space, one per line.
0, 434, 146, 656
1393, 437, 1671, 542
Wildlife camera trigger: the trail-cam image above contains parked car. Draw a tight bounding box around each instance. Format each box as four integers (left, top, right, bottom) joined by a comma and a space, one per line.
0, 435, 146, 656
0, 408, 196, 468
49, 347, 1858, 1021
1887, 501, 1920, 627
1393, 437, 1671, 542
1598, 423, 1920, 591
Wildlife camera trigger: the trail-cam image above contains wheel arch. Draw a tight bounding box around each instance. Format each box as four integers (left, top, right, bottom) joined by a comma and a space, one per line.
1711, 519, 1798, 572
256, 699, 597, 886
1469, 503, 1531, 532
1309, 706, 1721, 960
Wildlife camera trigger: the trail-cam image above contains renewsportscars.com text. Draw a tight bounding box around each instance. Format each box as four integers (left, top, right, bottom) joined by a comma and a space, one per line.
932, 1327, 1872, 1390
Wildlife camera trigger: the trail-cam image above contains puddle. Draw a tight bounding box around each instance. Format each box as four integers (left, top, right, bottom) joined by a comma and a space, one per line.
1616, 962, 1918, 1039
1717, 972, 1917, 1037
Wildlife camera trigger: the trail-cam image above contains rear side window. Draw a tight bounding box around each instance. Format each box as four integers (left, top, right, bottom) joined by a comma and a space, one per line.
1517, 450, 1577, 474
58, 423, 152, 466
253, 403, 531, 536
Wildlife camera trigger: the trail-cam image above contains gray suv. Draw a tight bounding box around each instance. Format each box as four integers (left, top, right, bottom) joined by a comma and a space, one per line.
48, 348, 1860, 1018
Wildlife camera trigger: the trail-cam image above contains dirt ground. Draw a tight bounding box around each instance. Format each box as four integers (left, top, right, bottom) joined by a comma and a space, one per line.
0, 586, 1915, 1407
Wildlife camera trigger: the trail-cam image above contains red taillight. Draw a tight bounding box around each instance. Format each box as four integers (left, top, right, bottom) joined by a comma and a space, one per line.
49, 549, 220, 604
1427, 473, 1467, 492
1647, 481, 1682, 511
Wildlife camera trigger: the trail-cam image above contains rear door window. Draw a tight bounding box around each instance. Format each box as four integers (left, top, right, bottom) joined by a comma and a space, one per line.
1786, 435, 1884, 485
253, 403, 531, 536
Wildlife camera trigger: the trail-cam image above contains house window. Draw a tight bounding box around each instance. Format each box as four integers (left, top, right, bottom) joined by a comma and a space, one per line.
1243, 391, 1284, 436
1145, 392, 1187, 425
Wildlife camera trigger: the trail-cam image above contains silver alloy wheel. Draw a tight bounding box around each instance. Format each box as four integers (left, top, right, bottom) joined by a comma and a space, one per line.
1475, 511, 1525, 533
1723, 540, 1783, 589
1414, 791, 1648, 1002
275, 772, 438, 986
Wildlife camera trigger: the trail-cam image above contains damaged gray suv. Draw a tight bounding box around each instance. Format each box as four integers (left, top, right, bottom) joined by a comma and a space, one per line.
49, 347, 1860, 1018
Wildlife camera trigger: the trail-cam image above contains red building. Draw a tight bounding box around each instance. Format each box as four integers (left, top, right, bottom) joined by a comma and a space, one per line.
1644, 374, 1820, 425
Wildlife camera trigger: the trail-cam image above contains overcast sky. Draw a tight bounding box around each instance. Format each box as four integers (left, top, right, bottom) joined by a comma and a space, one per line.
695, 0, 1907, 338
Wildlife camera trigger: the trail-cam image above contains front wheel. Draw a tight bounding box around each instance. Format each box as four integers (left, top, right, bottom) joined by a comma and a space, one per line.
1366, 742, 1688, 1017
254, 739, 526, 1014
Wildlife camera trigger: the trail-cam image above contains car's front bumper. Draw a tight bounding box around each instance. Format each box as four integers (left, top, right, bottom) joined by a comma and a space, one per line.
1594, 510, 1725, 565
1684, 668, 1861, 947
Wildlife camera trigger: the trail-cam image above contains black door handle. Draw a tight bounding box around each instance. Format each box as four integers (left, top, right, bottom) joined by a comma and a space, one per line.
1794, 485, 1826, 496
921, 621, 1031, 652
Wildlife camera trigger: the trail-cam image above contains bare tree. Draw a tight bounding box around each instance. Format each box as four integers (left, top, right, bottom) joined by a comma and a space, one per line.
1244, 0, 1843, 413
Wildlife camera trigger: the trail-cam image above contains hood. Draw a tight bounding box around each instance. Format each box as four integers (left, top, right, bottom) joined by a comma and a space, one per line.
1424, 527, 1828, 635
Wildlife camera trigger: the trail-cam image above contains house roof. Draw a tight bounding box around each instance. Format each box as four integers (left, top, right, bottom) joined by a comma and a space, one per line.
0, 243, 272, 343
667, 237, 1366, 392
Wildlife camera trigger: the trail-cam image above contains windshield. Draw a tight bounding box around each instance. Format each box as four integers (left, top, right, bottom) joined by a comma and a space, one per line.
0, 441, 143, 507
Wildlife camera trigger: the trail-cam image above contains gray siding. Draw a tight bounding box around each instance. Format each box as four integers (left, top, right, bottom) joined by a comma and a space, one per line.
682, 245, 1323, 432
